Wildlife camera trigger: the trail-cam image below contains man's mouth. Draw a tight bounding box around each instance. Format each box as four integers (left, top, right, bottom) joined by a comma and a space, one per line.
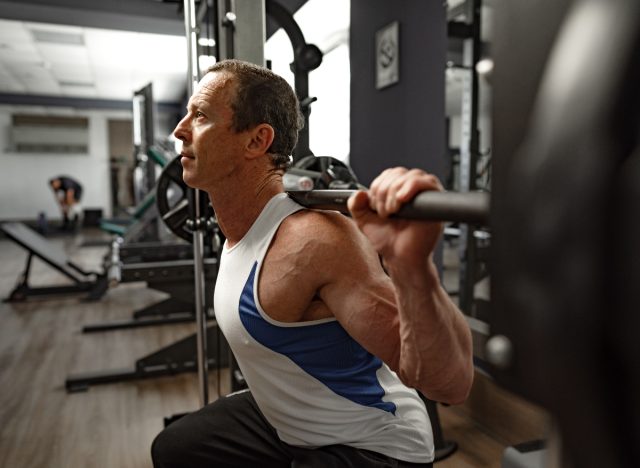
181, 153, 195, 160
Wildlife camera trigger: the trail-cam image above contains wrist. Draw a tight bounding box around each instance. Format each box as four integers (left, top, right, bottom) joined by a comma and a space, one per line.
384, 254, 440, 289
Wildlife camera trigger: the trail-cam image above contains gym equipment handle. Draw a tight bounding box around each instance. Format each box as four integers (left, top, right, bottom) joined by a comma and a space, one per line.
288, 190, 490, 225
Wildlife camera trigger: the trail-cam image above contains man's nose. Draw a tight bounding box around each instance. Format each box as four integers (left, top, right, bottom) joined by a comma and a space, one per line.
173, 116, 190, 143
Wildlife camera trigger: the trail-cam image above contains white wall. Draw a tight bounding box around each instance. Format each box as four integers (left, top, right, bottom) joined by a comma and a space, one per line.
0, 106, 132, 221
265, 0, 351, 163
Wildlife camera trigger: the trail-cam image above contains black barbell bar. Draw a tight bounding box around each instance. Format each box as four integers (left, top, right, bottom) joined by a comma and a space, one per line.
288, 190, 490, 225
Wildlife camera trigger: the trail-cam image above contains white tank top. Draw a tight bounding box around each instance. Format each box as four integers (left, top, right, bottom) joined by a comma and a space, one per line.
214, 193, 434, 463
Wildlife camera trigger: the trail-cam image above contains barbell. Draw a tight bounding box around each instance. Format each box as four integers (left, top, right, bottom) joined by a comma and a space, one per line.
156, 155, 216, 242
156, 154, 489, 243
288, 189, 489, 225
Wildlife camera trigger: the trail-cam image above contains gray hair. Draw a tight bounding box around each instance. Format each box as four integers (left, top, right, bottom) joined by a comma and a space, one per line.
206, 59, 304, 170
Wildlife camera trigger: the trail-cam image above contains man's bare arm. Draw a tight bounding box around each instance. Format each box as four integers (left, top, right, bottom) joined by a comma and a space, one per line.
344, 168, 474, 404
259, 205, 472, 404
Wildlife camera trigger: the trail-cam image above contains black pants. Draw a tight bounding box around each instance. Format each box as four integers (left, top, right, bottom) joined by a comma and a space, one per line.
151, 390, 433, 468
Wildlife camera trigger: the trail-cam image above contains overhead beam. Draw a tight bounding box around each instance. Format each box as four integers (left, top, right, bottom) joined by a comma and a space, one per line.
0, 0, 310, 37
0, 93, 181, 113
0, 0, 184, 36
0, 0, 311, 38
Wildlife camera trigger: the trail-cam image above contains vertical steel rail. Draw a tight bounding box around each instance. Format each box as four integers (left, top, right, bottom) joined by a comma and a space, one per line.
457, 0, 482, 316
183, 0, 209, 407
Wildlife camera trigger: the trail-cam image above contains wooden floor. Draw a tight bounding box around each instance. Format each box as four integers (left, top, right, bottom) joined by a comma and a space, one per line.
0, 229, 547, 468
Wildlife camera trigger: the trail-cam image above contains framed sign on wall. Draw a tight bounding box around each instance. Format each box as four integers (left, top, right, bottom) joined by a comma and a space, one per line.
375, 21, 400, 90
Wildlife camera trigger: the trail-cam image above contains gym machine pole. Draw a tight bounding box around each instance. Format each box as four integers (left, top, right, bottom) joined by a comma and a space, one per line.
183, 0, 209, 407
181, 0, 267, 407
131, 85, 161, 241
448, 0, 484, 318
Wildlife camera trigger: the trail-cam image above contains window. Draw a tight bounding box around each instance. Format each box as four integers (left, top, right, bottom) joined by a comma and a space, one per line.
10, 114, 89, 154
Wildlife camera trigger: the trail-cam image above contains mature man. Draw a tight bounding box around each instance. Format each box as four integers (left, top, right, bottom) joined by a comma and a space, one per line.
152, 59, 473, 468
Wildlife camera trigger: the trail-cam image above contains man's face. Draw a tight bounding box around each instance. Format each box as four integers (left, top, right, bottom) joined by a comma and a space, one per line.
173, 71, 247, 191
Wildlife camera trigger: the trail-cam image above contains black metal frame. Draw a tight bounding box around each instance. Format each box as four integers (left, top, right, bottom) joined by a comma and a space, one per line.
66, 325, 229, 392
82, 257, 218, 332
1, 222, 108, 302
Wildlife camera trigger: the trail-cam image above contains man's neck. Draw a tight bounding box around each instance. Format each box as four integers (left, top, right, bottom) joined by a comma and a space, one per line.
207, 163, 284, 246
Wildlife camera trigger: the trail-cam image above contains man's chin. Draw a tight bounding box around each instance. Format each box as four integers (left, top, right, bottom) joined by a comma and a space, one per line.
182, 174, 200, 190
182, 174, 199, 189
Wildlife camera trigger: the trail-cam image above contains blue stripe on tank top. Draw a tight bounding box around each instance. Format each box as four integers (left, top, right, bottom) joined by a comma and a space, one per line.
239, 262, 396, 414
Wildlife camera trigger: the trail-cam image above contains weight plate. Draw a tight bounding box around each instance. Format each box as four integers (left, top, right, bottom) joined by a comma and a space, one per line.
292, 155, 361, 189
156, 155, 215, 242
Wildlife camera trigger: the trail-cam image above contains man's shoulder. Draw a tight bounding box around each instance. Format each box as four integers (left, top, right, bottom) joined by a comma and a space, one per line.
283, 209, 356, 241
270, 209, 365, 274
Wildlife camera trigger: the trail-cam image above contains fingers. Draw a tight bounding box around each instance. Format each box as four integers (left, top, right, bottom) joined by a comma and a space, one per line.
347, 190, 370, 218
368, 167, 443, 218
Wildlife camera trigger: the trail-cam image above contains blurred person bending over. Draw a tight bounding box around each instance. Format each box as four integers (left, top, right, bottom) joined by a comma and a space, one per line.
49, 175, 83, 231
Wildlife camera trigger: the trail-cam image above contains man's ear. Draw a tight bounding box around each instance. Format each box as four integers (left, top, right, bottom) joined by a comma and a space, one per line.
246, 124, 275, 159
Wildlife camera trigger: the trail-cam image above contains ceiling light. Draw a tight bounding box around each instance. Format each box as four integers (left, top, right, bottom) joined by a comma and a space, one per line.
476, 58, 494, 75
31, 29, 84, 46
59, 81, 95, 88
198, 55, 217, 71
198, 38, 216, 47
